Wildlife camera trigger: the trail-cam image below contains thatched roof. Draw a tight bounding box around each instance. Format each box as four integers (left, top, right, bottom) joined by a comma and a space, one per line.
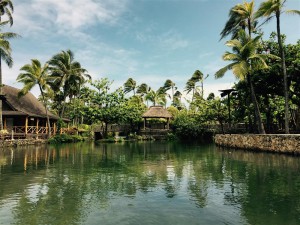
142, 106, 172, 118
2, 85, 60, 120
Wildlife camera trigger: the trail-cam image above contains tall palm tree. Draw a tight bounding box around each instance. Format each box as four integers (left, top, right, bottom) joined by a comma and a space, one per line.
145, 88, 166, 106
185, 70, 203, 104
173, 90, 182, 107
256, 0, 300, 133
17, 59, 53, 137
185, 78, 196, 103
137, 83, 151, 106
0, 21, 18, 130
220, 0, 257, 39
215, 30, 278, 134
0, 0, 14, 131
124, 77, 137, 95
48, 50, 90, 118
163, 79, 176, 104
0, 0, 13, 25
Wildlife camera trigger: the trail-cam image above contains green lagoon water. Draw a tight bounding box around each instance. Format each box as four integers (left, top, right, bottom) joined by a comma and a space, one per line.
0, 142, 300, 225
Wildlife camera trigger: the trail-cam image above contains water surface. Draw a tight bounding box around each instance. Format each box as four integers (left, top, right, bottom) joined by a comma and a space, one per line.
0, 142, 300, 225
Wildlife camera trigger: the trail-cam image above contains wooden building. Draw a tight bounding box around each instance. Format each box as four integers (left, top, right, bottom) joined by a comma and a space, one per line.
1, 85, 68, 139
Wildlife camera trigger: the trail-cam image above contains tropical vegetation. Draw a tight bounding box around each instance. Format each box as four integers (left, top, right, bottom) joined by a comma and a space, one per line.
0, 0, 297, 141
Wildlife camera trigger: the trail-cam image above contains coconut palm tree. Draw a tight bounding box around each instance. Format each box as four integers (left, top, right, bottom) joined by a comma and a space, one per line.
0, 0, 13, 25
220, 0, 257, 39
185, 79, 196, 103
145, 88, 166, 106
0, 0, 15, 131
163, 79, 176, 104
173, 90, 182, 107
17, 59, 53, 138
185, 70, 203, 104
124, 77, 137, 95
215, 30, 279, 134
256, 0, 300, 133
0, 21, 18, 130
137, 83, 151, 106
48, 50, 90, 118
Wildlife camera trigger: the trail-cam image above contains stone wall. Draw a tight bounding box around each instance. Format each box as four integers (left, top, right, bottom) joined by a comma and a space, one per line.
215, 134, 300, 155
0, 139, 48, 148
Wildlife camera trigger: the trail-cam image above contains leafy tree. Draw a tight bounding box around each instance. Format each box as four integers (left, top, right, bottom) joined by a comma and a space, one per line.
120, 96, 146, 132
215, 30, 278, 134
17, 59, 53, 137
256, 0, 300, 134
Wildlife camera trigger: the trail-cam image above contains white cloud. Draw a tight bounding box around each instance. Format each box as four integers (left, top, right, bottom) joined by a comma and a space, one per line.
34, 0, 129, 29
13, 0, 129, 36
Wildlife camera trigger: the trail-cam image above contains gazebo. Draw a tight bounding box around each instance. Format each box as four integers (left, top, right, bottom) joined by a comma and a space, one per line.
142, 106, 172, 130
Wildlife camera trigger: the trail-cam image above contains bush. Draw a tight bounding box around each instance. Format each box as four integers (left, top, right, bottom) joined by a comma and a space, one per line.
48, 134, 85, 144
172, 111, 208, 141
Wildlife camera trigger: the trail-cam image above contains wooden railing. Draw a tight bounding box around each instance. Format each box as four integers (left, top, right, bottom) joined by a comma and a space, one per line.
6, 126, 55, 135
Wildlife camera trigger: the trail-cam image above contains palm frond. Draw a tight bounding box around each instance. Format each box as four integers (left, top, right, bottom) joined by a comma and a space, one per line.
215, 63, 236, 79
286, 9, 300, 16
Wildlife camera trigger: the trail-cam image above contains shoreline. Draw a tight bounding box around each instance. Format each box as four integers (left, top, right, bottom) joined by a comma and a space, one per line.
215, 134, 300, 155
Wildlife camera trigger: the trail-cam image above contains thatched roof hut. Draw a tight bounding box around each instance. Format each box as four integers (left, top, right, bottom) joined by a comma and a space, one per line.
142, 106, 172, 119
142, 106, 172, 130
2, 85, 59, 120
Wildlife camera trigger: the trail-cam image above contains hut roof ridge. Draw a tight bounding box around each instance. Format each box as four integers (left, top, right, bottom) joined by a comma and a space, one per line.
142, 105, 172, 118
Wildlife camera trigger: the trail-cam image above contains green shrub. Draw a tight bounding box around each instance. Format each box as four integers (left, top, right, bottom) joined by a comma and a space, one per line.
172, 111, 207, 141
48, 134, 85, 144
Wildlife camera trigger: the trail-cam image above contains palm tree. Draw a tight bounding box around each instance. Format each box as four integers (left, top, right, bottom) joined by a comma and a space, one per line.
124, 77, 137, 95
137, 83, 151, 106
163, 79, 176, 104
17, 59, 53, 137
0, 0, 13, 25
173, 90, 182, 107
185, 79, 196, 103
220, 0, 257, 39
185, 70, 203, 104
215, 30, 278, 134
0, 21, 18, 130
145, 88, 166, 106
48, 50, 90, 118
256, 0, 300, 133
0, 0, 14, 131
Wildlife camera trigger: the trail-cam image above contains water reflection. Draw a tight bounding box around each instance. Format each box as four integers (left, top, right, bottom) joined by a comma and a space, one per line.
0, 142, 299, 225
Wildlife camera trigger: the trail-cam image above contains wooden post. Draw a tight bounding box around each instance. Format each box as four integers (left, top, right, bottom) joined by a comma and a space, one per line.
3, 117, 6, 130
144, 118, 146, 130
25, 117, 28, 135
53, 122, 56, 135
36, 118, 39, 139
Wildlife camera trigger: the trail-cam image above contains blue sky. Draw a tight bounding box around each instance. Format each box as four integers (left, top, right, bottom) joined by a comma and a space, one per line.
4, 0, 300, 100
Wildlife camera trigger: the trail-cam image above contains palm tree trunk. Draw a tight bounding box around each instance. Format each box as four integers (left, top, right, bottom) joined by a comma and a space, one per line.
0, 16, 2, 131
0, 56, 3, 131
276, 12, 289, 134
39, 86, 51, 138
60, 95, 67, 118
247, 74, 265, 134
